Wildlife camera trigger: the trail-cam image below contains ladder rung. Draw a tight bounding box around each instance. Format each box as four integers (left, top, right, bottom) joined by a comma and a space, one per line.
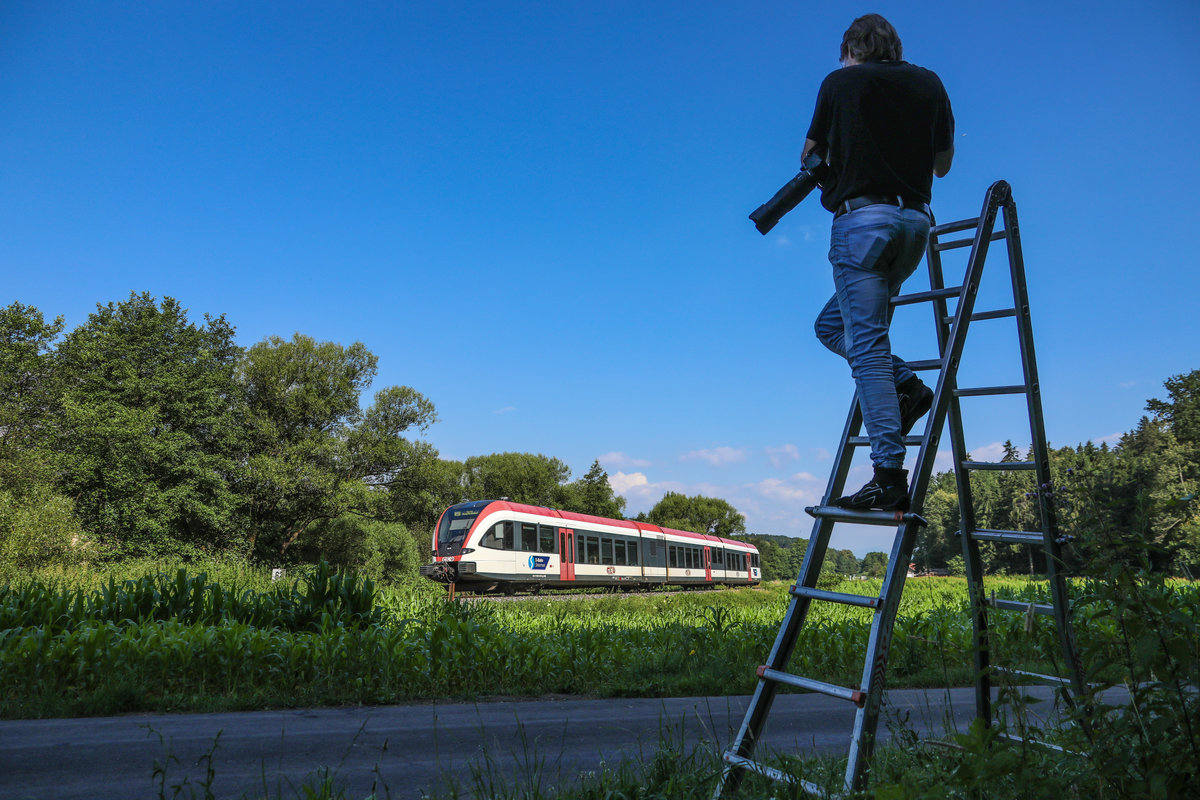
934, 229, 1007, 252
987, 598, 1054, 615
891, 286, 962, 306
722, 753, 826, 795
848, 435, 925, 447
791, 584, 881, 609
943, 307, 1017, 325
756, 666, 866, 706
907, 358, 944, 372
961, 460, 1036, 471
995, 733, 1071, 754
931, 216, 979, 235
806, 506, 929, 528
993, 666, 1072, 686
954, 384, 1027, 397
968, 528, 1044, 546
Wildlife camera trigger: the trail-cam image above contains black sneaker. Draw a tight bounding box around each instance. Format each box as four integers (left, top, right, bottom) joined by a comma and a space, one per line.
898, 377, 934, 436
835, 467, 910, 511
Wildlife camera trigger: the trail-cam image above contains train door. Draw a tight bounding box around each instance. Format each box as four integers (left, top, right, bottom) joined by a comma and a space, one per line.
745, 552, 752, 581
559, 528, 575, 581
703, 546, 712, 582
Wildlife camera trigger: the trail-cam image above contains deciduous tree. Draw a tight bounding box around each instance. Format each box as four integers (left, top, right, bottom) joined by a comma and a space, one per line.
646, 492, 746, 537
240, 333, 437, 558
52, 293, 245, 556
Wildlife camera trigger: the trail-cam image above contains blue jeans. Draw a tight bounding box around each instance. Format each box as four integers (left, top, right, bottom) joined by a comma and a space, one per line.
814, 204, 931, 469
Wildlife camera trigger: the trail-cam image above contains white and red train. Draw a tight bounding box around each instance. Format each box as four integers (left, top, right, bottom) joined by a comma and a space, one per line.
420, 500, 761, 593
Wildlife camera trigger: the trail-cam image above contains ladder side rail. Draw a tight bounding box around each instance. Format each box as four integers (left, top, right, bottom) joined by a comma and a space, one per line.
844, 518, 923, 793
843, 184, 1005, 791
941, 182, 1010, 726
717, 400, 865, 797
999, 198, 1090, 710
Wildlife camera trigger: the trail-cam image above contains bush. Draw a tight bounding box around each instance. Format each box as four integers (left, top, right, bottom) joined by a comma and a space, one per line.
0, 486, 86, 576
299, 515, 421, 583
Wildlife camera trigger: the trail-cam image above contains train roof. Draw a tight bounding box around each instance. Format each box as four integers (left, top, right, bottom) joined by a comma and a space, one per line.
454, 500, 759, 552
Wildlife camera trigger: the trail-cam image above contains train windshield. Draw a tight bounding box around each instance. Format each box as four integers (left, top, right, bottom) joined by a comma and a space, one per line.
437, 501, 488, 552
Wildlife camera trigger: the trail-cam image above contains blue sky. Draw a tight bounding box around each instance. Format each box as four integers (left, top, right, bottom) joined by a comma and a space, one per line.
3, 1, 1198, 555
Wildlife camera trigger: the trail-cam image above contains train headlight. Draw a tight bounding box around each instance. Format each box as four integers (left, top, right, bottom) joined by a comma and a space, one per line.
458, 562, 477, 574
460, 547, 475, 554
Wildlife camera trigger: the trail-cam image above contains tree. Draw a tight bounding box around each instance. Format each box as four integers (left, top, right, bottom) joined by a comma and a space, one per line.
52, 293, 245, 556
558, 460, 626, 518
860, 551, 888, 577
0, 303, 83, 572
457, 452, 571, 507
240, 333, 437, 559
0, 302, 65, 494
646, 492, 746, 537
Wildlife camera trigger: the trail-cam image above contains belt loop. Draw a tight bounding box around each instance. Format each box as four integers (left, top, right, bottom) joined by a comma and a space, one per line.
897, 196, 905, 209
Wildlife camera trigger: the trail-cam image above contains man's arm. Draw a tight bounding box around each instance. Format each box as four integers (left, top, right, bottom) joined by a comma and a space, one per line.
802, 138, 819, 161
934, 143, 954, 178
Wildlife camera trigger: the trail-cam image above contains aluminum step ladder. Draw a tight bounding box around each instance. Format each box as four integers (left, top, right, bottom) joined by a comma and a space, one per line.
714, 181, 1089, 798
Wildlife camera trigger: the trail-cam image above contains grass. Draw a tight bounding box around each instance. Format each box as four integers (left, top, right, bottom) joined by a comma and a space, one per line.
0, 560, 1142, 719
4, 561, 1196, 798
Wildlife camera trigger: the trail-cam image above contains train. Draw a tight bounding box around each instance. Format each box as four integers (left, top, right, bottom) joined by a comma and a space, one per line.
419, 499, 761, 594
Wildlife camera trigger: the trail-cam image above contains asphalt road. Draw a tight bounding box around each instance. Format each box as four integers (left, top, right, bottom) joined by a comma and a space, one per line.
0, 688, 1055, 800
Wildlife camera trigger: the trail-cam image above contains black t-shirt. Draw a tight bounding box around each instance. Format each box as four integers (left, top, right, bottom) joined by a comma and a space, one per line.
805, 60, 954, 212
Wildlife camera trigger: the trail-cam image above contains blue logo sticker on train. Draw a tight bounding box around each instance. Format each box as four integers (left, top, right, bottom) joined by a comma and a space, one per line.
528, 555, 550, 570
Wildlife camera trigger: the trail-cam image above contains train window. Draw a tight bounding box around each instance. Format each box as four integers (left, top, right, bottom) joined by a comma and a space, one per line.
481, 521, 514, 550
649, 540, 657, 556
614, 539, 626, 566
668, 546, 676, 568
520, 523, 537, 552
628, 541, 639, 566
538, 524, 555, 553
601, 538, 614, 565
586, 535, 600, 565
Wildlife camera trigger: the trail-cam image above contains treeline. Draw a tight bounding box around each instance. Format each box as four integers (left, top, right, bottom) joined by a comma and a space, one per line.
746, 534, 889, 581
3, 293, 1195, 580
0, 294, 636, 577
914, 370, 1200, 577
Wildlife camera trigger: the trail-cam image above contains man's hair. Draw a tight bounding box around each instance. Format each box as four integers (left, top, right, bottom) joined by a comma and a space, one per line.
840, 14, 903, 63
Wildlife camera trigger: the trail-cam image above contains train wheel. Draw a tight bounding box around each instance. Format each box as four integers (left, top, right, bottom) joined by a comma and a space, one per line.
529, 584, 542, 595
502, 583, 516, 596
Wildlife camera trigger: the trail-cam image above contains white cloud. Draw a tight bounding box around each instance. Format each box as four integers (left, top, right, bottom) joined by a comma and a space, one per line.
597, 451, 652, 469
608, 472, 688, 517
968, 441, 1010, 463
608, 471, 649, 495
766, 443, 800, 468
750, 473, 823, 504
1095, 431, 1125, 445
680, 446, 747, 466
492, 406, 516, 415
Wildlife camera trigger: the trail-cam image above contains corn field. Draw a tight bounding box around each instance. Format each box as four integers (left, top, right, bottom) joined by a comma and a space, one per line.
1, 562, 1195, 720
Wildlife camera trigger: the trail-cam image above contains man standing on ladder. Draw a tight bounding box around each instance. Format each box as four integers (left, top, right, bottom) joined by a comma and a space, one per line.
805, 14, 955, 511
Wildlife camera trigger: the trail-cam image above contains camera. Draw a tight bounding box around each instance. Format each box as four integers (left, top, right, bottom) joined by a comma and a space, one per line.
749, 150, 830, 235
